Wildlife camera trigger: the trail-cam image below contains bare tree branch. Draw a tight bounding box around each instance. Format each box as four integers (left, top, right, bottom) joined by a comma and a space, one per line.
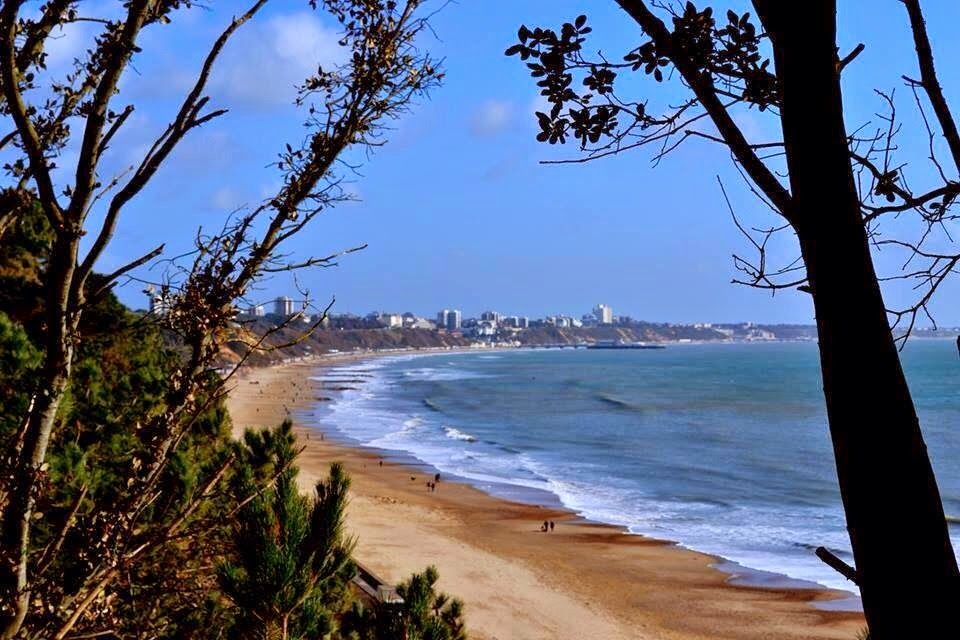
903, 0, 960, 176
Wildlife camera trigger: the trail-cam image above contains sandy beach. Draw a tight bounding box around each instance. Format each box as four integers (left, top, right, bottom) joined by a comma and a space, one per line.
225, 353, 865, 640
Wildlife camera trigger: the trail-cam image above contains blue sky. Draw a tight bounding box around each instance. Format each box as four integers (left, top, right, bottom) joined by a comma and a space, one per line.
31, 1, 960, 324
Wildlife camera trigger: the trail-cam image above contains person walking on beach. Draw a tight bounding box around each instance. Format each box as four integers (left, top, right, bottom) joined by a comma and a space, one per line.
549, 521, 555, 532
434, 472, 441, 484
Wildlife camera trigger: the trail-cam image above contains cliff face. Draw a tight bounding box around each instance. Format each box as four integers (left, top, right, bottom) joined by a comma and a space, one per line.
222, 320, 821, 367
513, 326, 639, 345
513, 324, 730, 345
221, 322, 472, 366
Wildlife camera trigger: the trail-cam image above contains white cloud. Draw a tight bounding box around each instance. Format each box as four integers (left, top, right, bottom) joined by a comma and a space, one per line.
43, 22, 92, 71
522, 92, 555, 133
259, 180, 283, 199
732, 107, 780, 144
40, 1, 122, 72
213, 12, 344, 109
469, 99, 514, 137
210, 186, 243, 210
340, 181, 362, 203
529, 93, 552, 116
270, 13, 340, 64
168, 129, 241, 173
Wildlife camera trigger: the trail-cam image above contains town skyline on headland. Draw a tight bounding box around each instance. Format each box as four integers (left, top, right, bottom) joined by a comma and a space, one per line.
144, 289, 960, 345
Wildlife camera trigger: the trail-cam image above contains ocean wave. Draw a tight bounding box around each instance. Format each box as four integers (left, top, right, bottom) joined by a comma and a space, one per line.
791, 541, 853, 559
595, 393, 645, 412
422, 398, 442, 412
308, 348, 876, 596
402, 417, 425, 430
443, 426, 477, 442
502, 458, 859, 594
403, 367, 487, 382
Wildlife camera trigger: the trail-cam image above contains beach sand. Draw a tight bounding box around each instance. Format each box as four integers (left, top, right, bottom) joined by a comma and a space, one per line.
226, 354, 865, 640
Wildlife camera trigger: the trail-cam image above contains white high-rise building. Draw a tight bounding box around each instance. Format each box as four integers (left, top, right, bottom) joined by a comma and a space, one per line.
480, 310, 502, 323
437, 309, 461, 331
248, 304, 266, 317
502, 316, 530, 329
274, 296, 295, 317
594, 303, 613, 325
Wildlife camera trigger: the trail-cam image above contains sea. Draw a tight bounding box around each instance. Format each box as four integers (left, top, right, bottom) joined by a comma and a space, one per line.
298, 340, 960, 602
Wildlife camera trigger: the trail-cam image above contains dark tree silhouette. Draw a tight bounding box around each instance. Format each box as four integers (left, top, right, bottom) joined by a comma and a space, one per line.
509, 2, 958, 637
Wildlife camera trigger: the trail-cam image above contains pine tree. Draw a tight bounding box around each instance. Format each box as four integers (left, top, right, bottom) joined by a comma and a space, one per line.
219, 422, 356, 640
396, 567, 467, 640
349, 566, 466, 640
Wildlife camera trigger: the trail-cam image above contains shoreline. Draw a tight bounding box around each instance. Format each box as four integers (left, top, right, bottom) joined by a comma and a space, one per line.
226, 350, 865, 640
291, 346, 858, 599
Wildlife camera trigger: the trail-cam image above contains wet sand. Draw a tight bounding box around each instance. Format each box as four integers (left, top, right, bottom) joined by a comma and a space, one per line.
226, 353, 865, 640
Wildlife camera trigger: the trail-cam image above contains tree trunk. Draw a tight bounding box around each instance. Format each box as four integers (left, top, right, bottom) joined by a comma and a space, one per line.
760, 2, 959, 635
0, 232, 79, 639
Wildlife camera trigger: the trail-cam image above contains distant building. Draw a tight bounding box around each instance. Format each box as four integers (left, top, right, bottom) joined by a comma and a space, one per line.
547, 315, 574, 328
593, 304, 613, 325
274, 296, 295, 317
380, 313, 403, 329
437, 309, 462, 331
502, 316, 529, 329
248, 304, 265, 317
144, 285, 171, 316
409, 318, 436, 330
480, 310, 502, 324
475, 320, 497, 337
550, 315, 581, 328
368, 311, 403, 328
